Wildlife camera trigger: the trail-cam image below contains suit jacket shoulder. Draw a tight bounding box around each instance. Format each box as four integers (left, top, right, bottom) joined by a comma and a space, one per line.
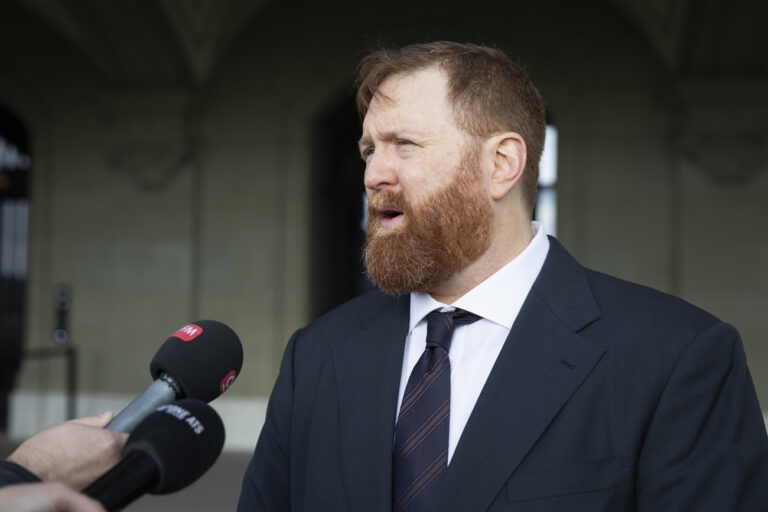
301, 289, 405, 344
288, 289, 407, 382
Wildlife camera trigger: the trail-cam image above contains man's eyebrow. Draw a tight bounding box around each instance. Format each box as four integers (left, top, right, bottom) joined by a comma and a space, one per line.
358, 135, 372, 151
361, 130, 419, 144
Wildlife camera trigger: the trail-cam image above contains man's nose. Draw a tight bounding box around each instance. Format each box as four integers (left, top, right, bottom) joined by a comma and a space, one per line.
364, 150, 399, 192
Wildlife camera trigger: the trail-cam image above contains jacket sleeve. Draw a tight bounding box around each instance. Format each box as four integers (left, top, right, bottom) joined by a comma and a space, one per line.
0, 460, 41, 487
237, 330, 299, 512
636, 322, 768, 510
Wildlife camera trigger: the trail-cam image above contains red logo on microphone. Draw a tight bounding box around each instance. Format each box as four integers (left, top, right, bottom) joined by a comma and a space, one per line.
174, 324, 203, 342
220, 370, 237, 393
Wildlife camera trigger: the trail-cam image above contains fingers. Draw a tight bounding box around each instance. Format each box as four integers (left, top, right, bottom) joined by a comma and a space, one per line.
70, 411, 114, 428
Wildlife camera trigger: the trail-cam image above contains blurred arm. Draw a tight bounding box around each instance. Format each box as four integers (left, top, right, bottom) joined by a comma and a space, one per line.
0, 481, 106, 512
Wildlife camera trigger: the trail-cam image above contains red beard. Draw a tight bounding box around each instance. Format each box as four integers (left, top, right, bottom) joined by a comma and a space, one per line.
364, 147, 492, 295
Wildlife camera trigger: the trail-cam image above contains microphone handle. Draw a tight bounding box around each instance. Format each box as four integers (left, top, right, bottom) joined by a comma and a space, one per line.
107, 374, 181, 433
83, 451, 159, 511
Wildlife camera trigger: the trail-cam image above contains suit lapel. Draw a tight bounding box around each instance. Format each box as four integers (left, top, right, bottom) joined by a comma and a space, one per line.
435, 238, 605, 511
332, 294, 409, 512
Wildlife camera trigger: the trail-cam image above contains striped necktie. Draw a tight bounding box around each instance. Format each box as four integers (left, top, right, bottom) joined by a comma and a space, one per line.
392, 308, 481, 512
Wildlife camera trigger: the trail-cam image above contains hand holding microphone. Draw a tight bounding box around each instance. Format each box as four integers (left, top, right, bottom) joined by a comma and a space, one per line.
6, 412, 127, 490
84, 399, 225, 511
6, 319, 240, 496
108, 319, 243, 432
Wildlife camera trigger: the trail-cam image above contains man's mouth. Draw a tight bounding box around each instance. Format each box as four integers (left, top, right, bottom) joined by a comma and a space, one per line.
376, 207, 405, 227
378, 207, 403, 220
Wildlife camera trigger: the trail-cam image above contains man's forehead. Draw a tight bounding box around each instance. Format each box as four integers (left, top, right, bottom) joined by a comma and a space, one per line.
363, 67, 454, 134
373, 66, 448, 107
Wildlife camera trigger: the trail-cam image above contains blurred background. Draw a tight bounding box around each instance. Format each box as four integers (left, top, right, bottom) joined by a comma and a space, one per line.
0, 0, 765, 509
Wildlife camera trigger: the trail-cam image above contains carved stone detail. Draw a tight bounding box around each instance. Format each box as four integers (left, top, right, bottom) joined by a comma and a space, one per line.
107, 140, 191, 192
678, 80, 767, 184
101, 90, 195, 192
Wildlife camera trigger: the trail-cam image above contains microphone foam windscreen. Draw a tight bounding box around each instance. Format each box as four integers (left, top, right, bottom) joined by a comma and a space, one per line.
123, 398, 225, 494
149, 320, 243, 402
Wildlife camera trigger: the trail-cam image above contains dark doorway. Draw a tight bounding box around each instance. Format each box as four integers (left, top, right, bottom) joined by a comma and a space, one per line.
311, 92, 372, 317
0, 105, 29, 435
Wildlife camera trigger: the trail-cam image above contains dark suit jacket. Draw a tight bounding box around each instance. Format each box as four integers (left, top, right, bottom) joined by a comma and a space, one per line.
238, 238, 768, 511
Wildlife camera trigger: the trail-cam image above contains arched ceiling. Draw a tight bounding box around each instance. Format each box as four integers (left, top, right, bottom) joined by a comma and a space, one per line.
8, 0, 766, 88
609, 0, 766, 74
11, 0, 274, 86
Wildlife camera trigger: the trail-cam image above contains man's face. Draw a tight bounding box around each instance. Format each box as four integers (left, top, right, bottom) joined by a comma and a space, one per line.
360, 67, 492, 295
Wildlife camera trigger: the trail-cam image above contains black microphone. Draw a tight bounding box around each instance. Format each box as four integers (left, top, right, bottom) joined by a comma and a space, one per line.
107, 320, 243, 432
84, 399, 225, 511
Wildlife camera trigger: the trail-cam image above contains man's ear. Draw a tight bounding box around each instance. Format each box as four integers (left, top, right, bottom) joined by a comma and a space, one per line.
484, 132, 527, 201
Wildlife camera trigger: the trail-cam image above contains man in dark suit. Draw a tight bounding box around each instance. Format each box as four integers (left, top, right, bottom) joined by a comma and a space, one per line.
238, 42, 768, 511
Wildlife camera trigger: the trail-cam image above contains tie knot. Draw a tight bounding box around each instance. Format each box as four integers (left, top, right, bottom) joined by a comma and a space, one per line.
425, 308, 481, 352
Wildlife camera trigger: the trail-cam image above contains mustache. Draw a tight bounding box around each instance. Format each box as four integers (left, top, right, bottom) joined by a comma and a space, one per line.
368, 191, 411, 216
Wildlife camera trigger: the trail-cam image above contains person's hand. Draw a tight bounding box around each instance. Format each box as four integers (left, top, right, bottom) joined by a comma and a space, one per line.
0, 482, 105, 512
7, 412, 128, 490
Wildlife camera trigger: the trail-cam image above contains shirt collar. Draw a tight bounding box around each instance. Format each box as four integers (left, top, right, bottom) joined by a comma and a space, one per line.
409, 221, 550, 331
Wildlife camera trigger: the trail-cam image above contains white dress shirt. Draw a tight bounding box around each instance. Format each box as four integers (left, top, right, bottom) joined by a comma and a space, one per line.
395, 222, 550, 463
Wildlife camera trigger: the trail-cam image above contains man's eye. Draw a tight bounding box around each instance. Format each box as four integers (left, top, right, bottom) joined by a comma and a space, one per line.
396, 139, 413, 146
361, 147, 374, 159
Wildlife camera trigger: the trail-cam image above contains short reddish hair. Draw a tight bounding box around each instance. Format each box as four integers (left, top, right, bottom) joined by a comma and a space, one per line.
357, 41, 546, 215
